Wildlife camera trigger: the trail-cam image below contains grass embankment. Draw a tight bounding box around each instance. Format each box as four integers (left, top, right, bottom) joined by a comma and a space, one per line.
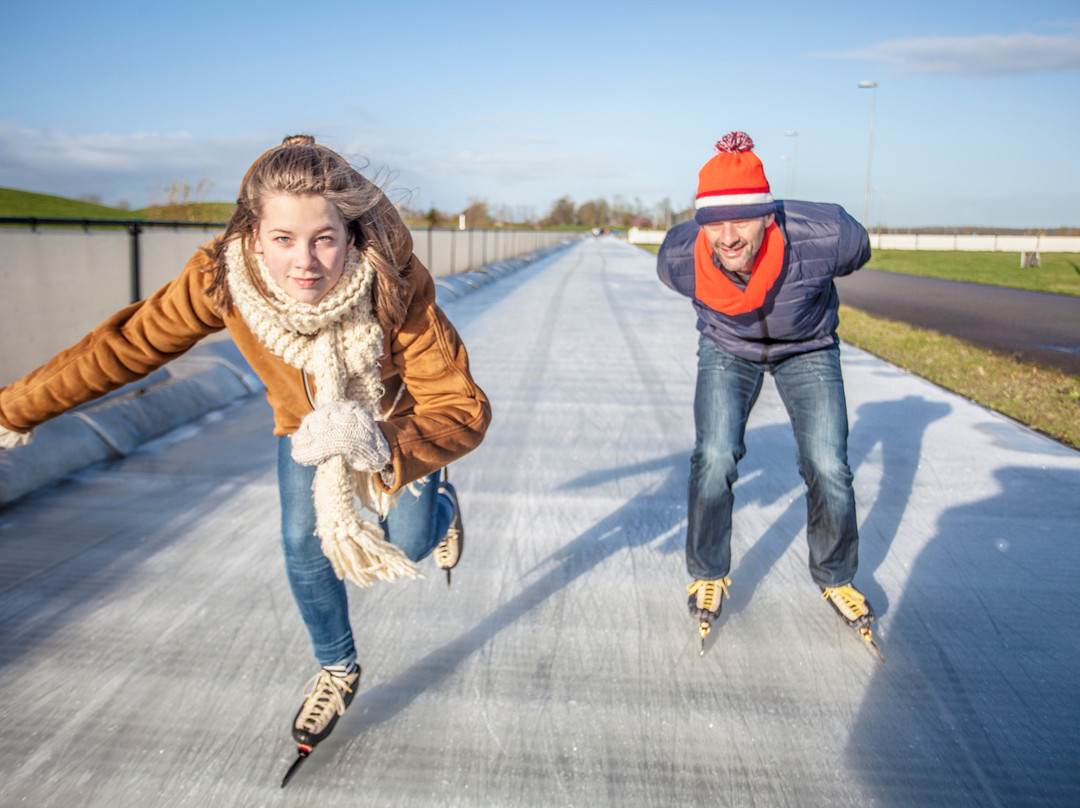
636, 243, 1080, 449
0, 187, 233, 223
837, 306, 1079, 448
0, 187, 135, 220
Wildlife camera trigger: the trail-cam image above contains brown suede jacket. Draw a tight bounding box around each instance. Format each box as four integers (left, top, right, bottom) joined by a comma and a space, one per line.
0, 228, 490, 495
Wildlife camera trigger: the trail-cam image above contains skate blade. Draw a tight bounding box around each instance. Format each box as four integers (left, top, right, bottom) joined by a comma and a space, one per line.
281, 744, 312, 788
859, 628, 884, 662
698, 621, 711, 656
445, 568, 452, 588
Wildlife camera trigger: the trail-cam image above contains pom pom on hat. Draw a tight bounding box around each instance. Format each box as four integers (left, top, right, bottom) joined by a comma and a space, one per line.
714, 131, 756, 154
695, 131, 776, 224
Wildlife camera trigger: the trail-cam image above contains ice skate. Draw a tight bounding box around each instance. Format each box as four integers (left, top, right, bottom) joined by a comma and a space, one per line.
687, 577, 731, 655
281, 663, 361, 786
821, 584, 882, 661
433, 476, 464, 587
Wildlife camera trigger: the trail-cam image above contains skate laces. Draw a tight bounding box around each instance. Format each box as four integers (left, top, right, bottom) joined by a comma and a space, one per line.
434, 482, 462, 571
821, 585, 869, 622
434, 524, 460, 570
687, 577, 731, 612
296, 669, 356, 734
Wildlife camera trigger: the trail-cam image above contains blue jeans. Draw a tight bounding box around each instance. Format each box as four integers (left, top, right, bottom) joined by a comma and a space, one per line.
687, 336, 859, 587
277, 437, 453, 667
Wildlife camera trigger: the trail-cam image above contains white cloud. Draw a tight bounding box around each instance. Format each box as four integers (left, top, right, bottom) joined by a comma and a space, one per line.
0, 124, 270, 205
827, 32, 1080, 75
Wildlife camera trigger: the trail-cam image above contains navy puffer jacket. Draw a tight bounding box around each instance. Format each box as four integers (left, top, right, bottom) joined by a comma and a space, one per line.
657, 201, 870, 363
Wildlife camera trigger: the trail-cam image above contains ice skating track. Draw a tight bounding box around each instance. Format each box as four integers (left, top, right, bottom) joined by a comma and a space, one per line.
1, 237, 1078, 806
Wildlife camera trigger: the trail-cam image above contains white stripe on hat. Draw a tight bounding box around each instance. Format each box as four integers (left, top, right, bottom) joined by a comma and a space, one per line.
695, 191, 775, 209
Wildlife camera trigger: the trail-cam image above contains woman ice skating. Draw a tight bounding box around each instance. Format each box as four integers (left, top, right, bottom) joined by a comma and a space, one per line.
0, 136, 491, 772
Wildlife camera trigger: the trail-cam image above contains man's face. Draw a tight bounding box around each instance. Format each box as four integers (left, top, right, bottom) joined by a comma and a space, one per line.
701, 213, 774, 273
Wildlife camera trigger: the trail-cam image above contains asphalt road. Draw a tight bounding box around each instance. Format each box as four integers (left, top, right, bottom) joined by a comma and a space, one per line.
835, 269, 1080, 376
2, 238, 1079, 806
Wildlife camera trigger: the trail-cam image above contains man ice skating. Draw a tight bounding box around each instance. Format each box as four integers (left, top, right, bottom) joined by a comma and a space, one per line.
656, 132, 879, 657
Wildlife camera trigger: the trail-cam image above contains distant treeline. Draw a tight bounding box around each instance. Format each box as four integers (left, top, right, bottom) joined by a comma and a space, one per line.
3, 187, 1075, 235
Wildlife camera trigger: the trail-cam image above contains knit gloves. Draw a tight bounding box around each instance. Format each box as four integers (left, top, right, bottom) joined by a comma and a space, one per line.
0, 424, 33, 450
290, 401, 391, 473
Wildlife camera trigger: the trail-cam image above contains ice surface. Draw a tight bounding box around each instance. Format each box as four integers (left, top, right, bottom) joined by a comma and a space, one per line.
1, 237, 1078, 806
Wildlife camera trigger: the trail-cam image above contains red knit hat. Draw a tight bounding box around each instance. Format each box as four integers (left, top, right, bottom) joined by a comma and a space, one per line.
694, 132, 776, 224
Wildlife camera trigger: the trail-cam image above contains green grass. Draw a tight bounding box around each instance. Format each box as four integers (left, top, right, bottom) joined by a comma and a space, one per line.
838, 306, 1079, 449
867, 249, 1080, 296
0, 187, 135, 220
0, 187, 232, 223
635, 241, 1079, 448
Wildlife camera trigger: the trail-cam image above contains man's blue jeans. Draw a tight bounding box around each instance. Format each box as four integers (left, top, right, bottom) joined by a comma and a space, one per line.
277, 436, 453, 667
687, 336, 858, 587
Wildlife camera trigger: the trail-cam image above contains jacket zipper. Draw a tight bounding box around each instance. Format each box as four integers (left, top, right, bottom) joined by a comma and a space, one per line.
757, 309, 771, 363
302, 371, 315, 409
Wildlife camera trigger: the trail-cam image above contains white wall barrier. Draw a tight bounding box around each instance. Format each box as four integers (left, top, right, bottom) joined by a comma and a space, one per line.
627, 227, 668, 245
870, 233, 1080, 252
0, 223, 578, 386
630, 226, 1080, 253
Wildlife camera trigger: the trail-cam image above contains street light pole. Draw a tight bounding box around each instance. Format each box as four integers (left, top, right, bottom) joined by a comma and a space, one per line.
858, 81, 877, 226
784, 130, 798, 197
779, 155, 791, 198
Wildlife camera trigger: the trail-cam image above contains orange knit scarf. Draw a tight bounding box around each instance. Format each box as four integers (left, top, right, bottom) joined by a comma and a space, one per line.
693, 222, 785, 315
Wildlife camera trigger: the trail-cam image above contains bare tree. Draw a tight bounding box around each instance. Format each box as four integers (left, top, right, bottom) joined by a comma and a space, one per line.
146, 178, 215, 222
543, 196, 576, 227
461, 198, 492, 228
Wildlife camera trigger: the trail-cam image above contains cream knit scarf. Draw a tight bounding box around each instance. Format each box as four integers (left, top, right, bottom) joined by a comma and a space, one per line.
225, 239, 421, 586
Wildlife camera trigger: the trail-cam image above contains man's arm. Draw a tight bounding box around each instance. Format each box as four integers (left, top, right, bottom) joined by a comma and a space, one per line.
834, 207, 872, 278
656, 220, 699, 294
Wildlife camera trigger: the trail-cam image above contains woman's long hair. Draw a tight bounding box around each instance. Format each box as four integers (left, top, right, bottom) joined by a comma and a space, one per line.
203, 135, 408, 334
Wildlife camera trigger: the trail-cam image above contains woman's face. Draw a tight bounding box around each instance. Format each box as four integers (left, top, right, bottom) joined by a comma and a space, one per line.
253, 193, 354, 304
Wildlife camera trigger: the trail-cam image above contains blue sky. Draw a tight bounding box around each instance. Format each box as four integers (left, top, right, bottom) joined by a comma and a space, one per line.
2, 0, 1078, 228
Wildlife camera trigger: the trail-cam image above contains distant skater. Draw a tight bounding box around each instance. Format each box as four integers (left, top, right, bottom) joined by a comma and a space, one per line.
656, 132, 879, 657
0, 136, 491, 776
